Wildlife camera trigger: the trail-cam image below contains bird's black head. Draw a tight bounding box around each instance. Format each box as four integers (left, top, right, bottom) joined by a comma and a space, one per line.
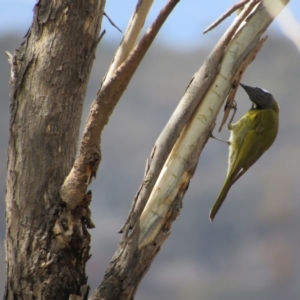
240, 83, 278, 111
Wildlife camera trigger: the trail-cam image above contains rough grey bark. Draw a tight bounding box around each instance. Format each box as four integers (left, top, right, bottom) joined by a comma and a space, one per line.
5, 0, 105, 299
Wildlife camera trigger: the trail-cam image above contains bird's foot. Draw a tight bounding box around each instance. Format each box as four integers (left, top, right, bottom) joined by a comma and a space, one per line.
227, 100, 237, 125
209, 132, 229, 144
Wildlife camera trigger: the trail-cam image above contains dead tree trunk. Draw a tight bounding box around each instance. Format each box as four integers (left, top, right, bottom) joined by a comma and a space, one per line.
5, 1, 105, 299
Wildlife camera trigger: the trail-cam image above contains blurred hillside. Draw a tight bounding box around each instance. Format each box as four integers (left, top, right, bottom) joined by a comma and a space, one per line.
0, 32, 300, 299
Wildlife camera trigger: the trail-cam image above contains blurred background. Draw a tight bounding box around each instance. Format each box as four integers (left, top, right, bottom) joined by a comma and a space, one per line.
1, 1, 300, 299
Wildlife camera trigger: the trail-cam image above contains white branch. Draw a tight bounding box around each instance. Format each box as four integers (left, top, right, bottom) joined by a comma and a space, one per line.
138, 0, 289, 248
103, 0, 154, 85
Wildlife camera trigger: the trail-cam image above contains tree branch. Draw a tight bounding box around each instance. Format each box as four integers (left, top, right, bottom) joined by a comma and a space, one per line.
60, 0, 180, 209
120, 0, 260, 234
103, 0, 154, 84
89, 0, 289, 299
203, 0, 259, 34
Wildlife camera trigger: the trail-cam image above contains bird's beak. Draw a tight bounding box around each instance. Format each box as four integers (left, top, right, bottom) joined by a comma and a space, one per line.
240, 83, 250, 92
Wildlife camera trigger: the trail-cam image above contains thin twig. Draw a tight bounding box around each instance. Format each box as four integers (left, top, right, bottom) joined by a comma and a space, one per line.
98, 29, 106, 42
203, 0, 254, 34
104, 12, 122, 33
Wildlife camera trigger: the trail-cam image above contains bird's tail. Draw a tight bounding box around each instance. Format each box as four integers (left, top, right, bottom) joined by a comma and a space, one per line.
209, 177, 234, 221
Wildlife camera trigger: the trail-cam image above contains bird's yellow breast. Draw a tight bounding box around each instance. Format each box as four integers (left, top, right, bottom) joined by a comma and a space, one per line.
227, 108, 279, 176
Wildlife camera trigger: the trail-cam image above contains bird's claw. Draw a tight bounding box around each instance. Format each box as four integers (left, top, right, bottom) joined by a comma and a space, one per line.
227, 100, 237, 125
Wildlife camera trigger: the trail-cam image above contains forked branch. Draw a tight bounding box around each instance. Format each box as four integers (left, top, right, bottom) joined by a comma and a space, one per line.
60, 0, 180, 209
90, 1, 289, 299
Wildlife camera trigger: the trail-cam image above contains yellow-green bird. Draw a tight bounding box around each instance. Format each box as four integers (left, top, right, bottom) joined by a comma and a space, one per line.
210, 83, 279, 221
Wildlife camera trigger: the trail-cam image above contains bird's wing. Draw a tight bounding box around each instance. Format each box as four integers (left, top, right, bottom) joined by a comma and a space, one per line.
228, 111, 269, 184
210, 109, 278, 221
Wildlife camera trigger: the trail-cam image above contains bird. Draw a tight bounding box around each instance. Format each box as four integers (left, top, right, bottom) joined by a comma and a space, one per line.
209, 83, 279, 221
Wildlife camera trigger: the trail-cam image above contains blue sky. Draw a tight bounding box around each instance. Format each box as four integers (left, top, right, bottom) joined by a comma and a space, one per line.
2, 0, 300, 49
